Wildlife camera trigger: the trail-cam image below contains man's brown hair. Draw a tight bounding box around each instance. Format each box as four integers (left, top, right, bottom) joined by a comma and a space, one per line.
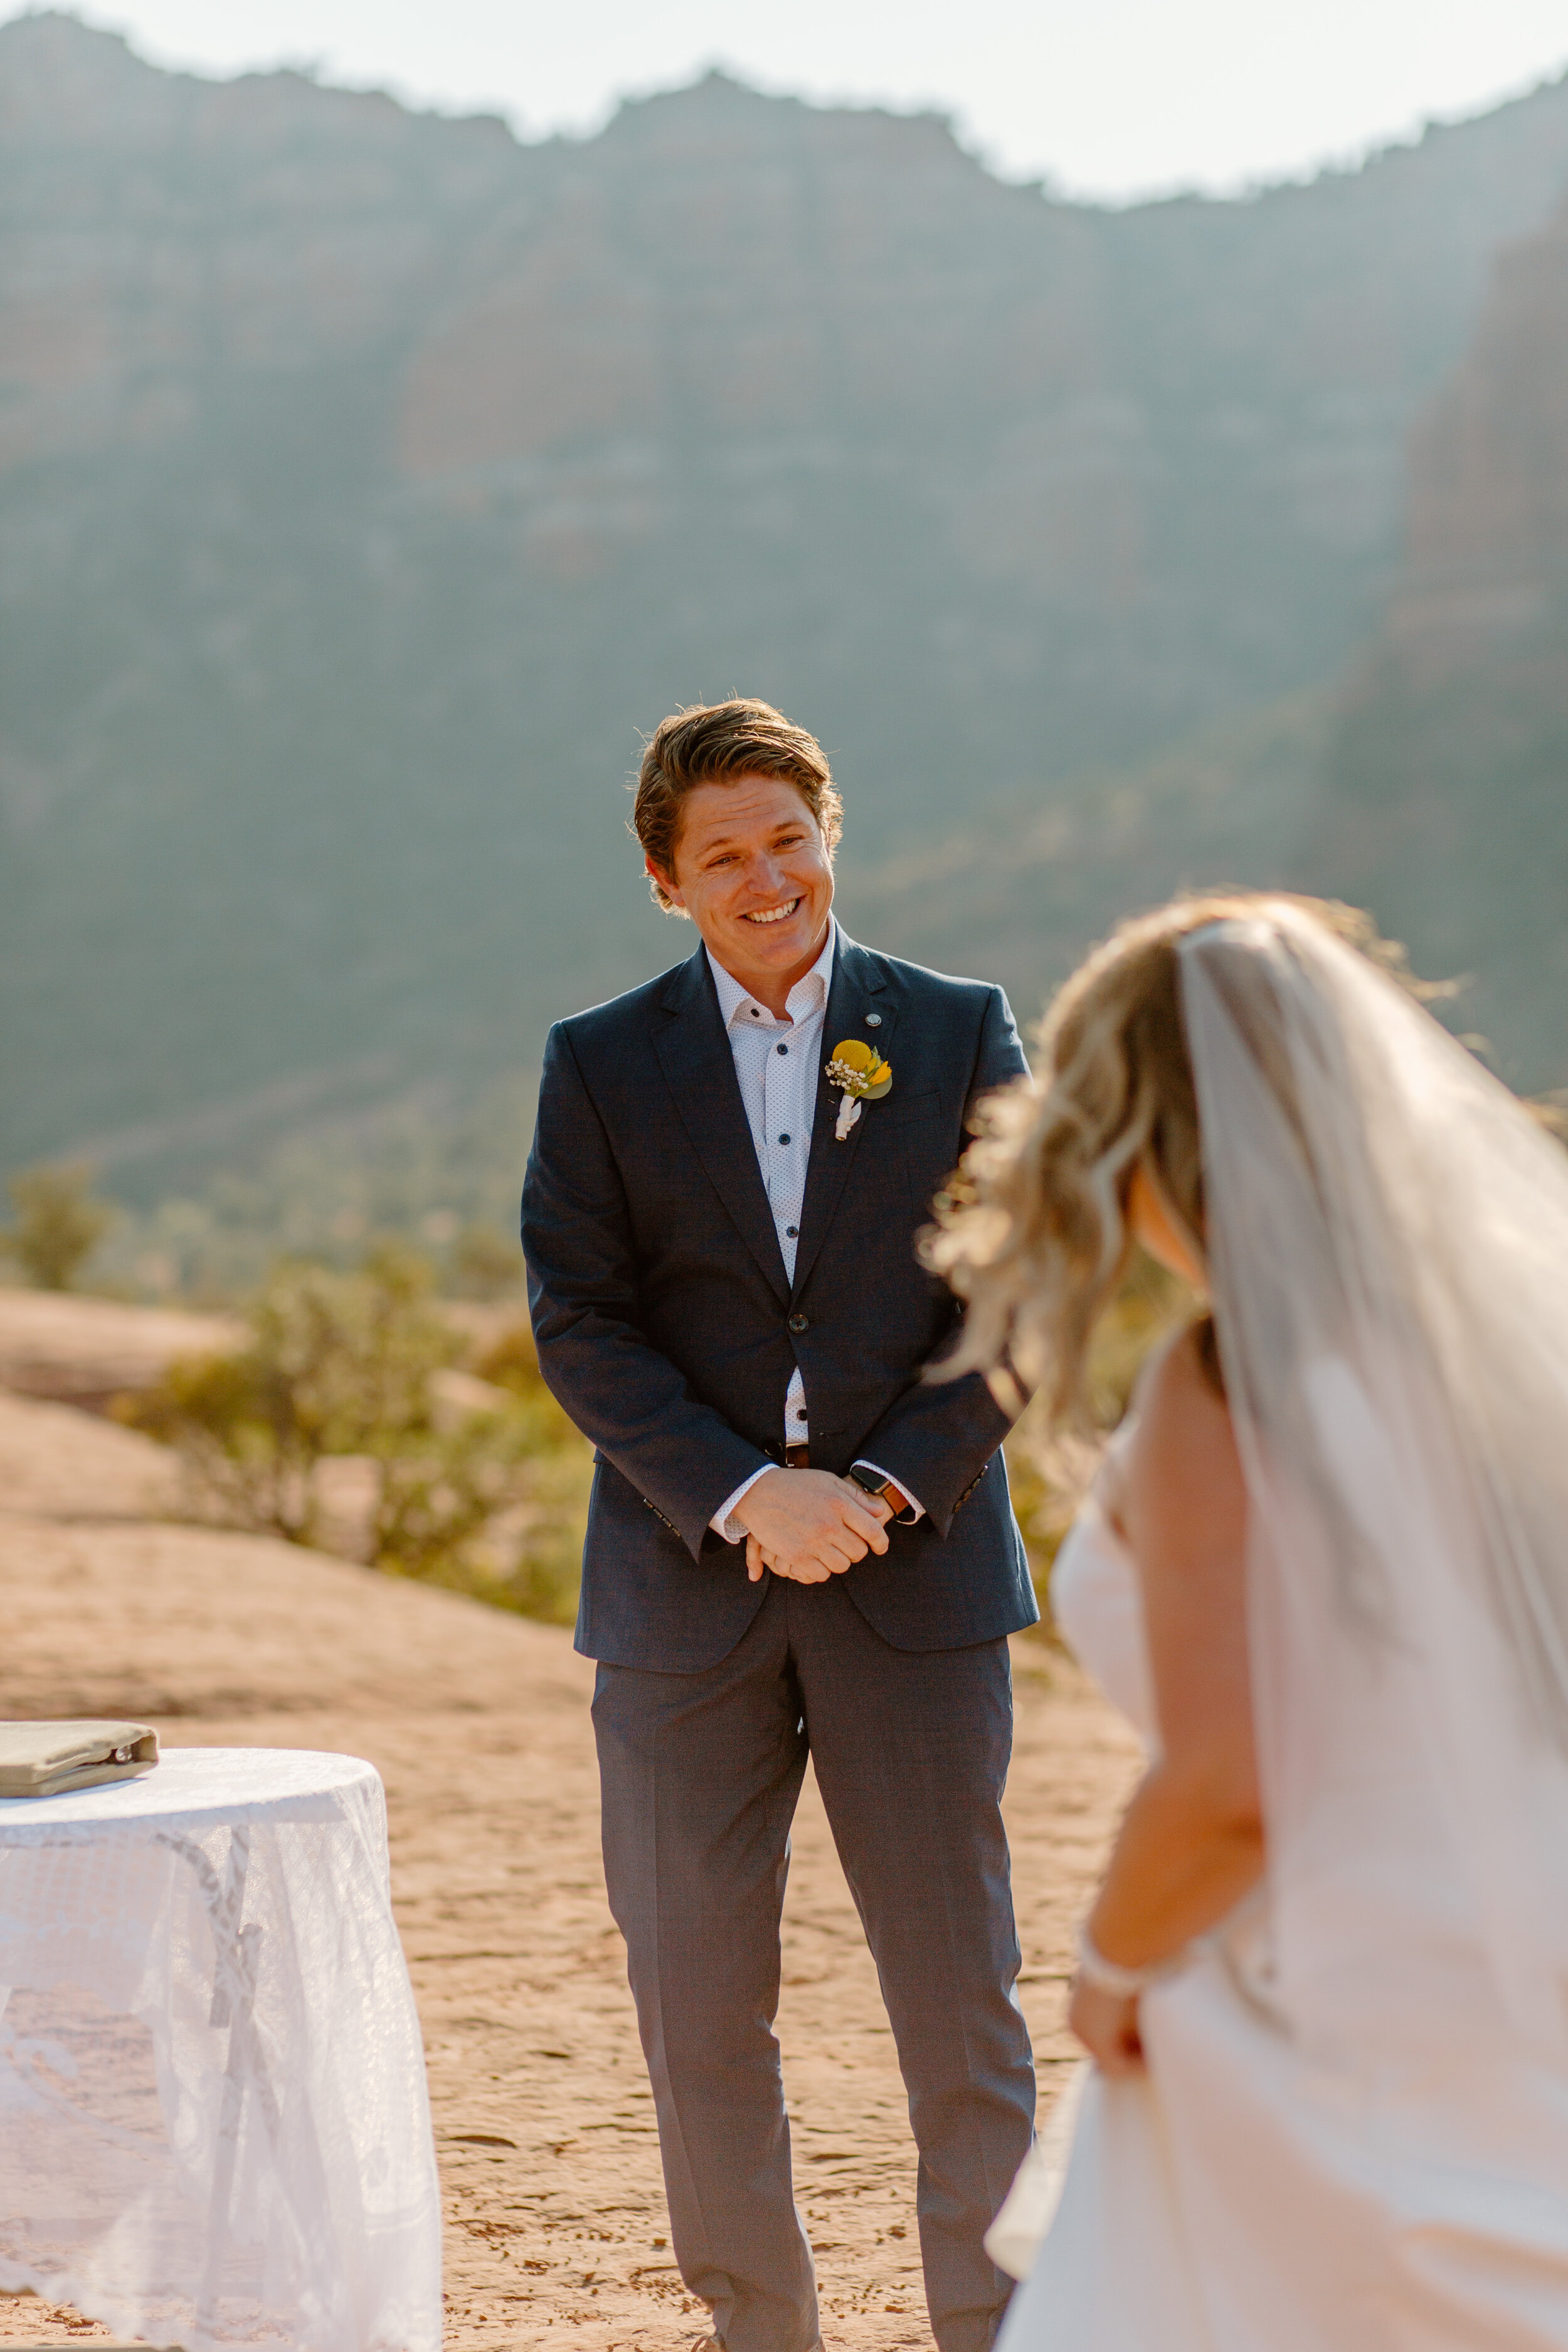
632, 699, 844, 914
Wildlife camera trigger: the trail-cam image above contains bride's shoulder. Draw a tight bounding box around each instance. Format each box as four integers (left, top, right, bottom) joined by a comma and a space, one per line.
1129, 1316, 1222, 1421
1117, 1318, 1243, 1545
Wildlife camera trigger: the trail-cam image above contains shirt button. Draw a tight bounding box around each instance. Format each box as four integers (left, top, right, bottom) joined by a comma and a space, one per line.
777, 1042, 788, 1054
786, 1224, 798, 1238
778, 1134, 790, 1146
788, 1313, 809, 1333
795, 1407, 808, 1421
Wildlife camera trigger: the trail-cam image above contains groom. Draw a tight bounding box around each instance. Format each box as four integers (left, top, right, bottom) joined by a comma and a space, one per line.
521, 700, 1038, 2352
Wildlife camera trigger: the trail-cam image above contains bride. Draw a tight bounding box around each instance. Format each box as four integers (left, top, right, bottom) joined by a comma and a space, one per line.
929, 891, 1568, 2349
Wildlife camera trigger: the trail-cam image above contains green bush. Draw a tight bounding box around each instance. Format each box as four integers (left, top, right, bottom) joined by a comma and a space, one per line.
124, 1243, 456, 1547
471, 1317, 593, 1624
122, 1245, 591, 1623
3, 1162, 114, 1291
448, 1222, 525, 1300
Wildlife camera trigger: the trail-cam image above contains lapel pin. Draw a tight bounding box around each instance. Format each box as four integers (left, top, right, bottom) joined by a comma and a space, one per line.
864, 1012, 882, 1027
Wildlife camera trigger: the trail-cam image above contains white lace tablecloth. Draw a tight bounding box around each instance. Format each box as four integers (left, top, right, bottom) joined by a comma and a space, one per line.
0, 1749, 441, 2352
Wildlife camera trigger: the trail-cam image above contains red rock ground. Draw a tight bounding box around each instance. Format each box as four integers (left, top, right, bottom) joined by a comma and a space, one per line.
0, 1323, 1137, 2349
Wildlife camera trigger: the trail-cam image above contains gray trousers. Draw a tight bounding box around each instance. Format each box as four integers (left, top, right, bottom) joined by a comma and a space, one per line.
593, 1574, 1036, 2352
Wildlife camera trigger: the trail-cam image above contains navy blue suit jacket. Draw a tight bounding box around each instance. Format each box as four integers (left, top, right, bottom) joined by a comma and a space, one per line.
521, 928, 1039, 1672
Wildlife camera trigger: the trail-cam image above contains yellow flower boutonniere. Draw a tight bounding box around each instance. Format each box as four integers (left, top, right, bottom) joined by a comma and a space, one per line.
826, 1037, 893, 1140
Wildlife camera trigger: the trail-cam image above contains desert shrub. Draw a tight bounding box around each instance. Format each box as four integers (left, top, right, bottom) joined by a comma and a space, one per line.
122, 1242, 460, 1548
448, 1223, 524, 1300
472, 1318, 594, 1624
3, 1162, 114, 1290
123, 1248, 592, 1623
472, 1315, 560, 1421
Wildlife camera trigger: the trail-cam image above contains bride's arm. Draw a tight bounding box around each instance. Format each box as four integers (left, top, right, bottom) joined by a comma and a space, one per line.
1071, 1323, 1263, 2071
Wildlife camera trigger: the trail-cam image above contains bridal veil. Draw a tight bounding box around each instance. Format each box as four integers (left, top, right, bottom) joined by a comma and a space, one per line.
1180, 906, 1568, 2063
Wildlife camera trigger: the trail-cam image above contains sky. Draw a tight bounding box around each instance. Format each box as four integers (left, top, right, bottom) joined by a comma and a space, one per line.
18, 0, 1568, 201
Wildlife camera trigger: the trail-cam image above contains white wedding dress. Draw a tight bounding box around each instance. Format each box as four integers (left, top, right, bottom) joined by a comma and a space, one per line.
1000, 1482, 1568, 2352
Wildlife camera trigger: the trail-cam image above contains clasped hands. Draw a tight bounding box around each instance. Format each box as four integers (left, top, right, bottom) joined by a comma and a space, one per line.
735, 1466, 905, 1585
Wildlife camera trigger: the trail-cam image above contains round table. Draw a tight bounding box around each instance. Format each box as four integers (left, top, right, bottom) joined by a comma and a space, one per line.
0, 1750, 441, 2352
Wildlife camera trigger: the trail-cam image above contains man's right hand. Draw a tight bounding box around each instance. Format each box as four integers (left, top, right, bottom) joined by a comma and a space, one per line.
734, 1468, 892, 1585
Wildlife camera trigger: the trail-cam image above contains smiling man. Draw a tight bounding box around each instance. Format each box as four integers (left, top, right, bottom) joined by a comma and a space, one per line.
521, 699, 1039, 2352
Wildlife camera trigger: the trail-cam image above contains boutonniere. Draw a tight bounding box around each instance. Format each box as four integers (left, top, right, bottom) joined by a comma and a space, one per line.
825, 1038, 893, 1140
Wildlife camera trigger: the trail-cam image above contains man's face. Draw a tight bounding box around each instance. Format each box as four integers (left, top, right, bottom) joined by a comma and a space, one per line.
650, 775, 835, 995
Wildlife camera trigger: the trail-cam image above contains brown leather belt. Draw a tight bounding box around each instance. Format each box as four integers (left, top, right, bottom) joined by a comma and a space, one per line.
785, 1443, 810, 1468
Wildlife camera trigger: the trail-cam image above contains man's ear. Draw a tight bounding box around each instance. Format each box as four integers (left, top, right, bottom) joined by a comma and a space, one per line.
647, 856, 686, 913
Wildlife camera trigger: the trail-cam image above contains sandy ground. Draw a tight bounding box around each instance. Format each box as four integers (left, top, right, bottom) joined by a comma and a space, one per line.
0, 1347, 1138, 2350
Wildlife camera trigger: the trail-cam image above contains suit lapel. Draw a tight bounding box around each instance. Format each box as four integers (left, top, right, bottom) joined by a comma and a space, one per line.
790, 934, 898, 1300
652, 945, 791, 1304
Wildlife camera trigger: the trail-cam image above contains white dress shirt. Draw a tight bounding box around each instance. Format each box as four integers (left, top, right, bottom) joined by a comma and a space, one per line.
705, 921, 922, 1542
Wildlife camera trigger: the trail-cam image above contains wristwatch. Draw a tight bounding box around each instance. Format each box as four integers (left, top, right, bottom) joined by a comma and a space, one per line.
846, 1463, 913, 1520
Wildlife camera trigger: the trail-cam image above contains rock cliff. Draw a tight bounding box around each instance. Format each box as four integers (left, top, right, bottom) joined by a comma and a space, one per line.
1310, 198, 1568, 1082
4, 12, 1568, 1183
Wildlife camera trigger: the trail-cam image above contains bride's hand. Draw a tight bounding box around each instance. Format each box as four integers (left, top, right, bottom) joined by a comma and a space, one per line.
1068, 1976, 1145, 2074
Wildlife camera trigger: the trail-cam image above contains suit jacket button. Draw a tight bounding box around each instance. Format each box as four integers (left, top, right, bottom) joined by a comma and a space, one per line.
788, 1312, 810, 1333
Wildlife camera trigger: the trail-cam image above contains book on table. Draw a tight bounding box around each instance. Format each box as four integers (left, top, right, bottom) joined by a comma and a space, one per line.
0, 1720, 159, 1798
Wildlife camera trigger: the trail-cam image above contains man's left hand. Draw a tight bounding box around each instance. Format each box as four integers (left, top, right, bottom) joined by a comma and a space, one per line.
747, 1477, 897, 1583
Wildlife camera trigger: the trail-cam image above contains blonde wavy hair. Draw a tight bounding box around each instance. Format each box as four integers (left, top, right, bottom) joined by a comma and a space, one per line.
925, 889, 1402, 1423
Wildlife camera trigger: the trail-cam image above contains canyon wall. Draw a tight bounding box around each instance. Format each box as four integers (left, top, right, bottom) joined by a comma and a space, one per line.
5, 12, 1568, 1184
1310, 199, 1568, 1081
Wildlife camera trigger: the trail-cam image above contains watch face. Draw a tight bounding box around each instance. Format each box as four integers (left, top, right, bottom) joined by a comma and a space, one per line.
849, 1466, 886, 1496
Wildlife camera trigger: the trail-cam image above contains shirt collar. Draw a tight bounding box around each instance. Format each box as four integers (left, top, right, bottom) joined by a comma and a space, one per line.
707, 917, 837, 1031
